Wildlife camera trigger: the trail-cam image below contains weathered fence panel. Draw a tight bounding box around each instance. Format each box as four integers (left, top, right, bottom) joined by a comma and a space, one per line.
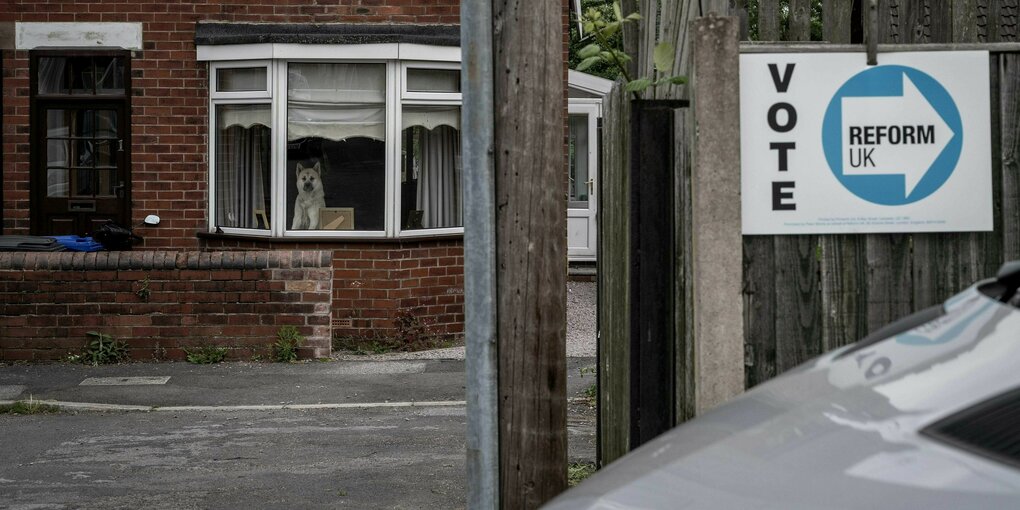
597, 84, 631, 466
598, 0, 1020, 468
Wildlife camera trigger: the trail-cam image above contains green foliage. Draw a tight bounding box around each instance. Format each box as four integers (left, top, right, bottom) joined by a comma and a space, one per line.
184, 345, 228, 364
82, 331, 129, 366
272, 326, 304, 362
0, 397, 60, 415
568, 462, 597, 487
135, 275, 151, 301
582, 382, 597, 408
574, 1, 686, 98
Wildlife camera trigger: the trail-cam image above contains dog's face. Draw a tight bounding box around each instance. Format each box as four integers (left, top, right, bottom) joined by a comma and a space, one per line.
295, 162, 323, 194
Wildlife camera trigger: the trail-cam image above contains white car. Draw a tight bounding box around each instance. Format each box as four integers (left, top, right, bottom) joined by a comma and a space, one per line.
546, 261, 1020, 509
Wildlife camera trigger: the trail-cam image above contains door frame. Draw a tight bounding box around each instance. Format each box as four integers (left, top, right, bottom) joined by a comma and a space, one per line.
567, 100, 601, 261
28, 48, 132, 236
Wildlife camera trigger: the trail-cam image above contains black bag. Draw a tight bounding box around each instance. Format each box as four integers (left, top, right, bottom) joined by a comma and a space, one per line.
92, 221, 142, 250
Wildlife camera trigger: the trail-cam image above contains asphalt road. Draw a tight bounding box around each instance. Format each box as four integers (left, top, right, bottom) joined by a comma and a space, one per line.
0, 358, 597, 509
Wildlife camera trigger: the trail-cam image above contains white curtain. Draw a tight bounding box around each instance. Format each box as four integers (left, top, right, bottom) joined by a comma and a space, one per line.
216, 114, 270, 229
415, 125, 462, 228
288, 63, 386, 141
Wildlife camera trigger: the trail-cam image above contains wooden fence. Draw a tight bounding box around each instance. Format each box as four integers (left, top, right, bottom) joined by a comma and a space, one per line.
598, 0, 1020, 466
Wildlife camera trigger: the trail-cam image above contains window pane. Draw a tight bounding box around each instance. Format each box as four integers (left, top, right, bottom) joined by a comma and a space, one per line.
401, 106, 462, 230
73, 168, 96, 196
217, 67, 267, 93
215, 105, 272, 230
95, 57, 125, 94
68, 57, 95, 95
46, 109, 71, 138
406, 68, 461, 93
94, 110, 119, 138
47, 140, 70, 167
568, 114, 590, 208
96, 170, 117, 197
287, 63, 386, 232
47, 168, 69, 197
93, 139, 116, 168
38, 57, 68, 94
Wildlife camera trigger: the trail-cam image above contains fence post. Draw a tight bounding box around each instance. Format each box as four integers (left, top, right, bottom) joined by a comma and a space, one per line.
689, 15, 744, 413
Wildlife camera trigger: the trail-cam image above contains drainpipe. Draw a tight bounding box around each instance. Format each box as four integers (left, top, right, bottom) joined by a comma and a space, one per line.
461, 2, 499, 510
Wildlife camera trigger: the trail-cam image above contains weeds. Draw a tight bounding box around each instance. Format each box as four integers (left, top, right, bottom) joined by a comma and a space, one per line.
81, 331, 129, 366
567, 462, 596, 487
0, 396, 60, 415
184, 345, 228, 364
582, 383, 597, 408
272, 326, 303, 362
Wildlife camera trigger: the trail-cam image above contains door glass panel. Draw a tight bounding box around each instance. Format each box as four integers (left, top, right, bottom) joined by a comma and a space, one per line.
47, 168, 69, 197
568, 114, 590, 209
93, 140, 116, 168
46, 109, 71, 138
95, 57, 125, 94
94, 110, 118, 138
47, 140, 70, 167
73, 168, 96, 196
75, 139, 97, 167
38, 57, 68, 95
96, 170, 117, 197
68, 57, 95, 95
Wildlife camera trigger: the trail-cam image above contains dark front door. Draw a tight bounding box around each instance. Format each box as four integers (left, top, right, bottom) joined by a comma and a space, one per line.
31, 51, 131, 236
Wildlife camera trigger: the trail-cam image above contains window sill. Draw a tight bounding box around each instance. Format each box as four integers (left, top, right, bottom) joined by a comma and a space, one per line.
196, 230, 464, 244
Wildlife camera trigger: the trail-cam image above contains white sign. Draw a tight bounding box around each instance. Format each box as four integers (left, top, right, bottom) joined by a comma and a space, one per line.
740, 51, 992, 235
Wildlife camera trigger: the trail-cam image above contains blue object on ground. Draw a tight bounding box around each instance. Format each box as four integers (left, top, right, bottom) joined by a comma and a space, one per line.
49, 235, 105, 252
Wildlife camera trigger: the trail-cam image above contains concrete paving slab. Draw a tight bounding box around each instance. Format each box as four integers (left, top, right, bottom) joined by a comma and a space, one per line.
80, 376, 171, 386
0, 385, 25, 400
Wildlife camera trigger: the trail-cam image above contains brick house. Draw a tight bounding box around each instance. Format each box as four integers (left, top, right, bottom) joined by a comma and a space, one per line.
0, 1, 607, 360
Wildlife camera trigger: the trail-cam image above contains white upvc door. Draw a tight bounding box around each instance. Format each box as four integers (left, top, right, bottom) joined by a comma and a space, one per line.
567, 102, 600, 261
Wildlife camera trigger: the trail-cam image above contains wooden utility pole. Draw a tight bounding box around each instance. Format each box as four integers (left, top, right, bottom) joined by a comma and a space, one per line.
492, 0, 568, 508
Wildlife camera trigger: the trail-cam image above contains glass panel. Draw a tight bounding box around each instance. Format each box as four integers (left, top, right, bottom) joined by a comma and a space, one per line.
400, 106, 462, 230
287, 64, 386, 232
46, 168, 69, 197
94, 110, 118, 138
568, 114, 590, 208
46, 109, 71, 138
406, 68, 461, 93
93, 140, 116, 168
75, 139, 97, 167
38, 57, 68, 95
96, 170, 117, 197
215, 105, 272, 230
95, 57, 125, 94
73, 168, 96, 196
68, 57, 95, 95
47, 139, 70, 167
217, 67, 267, 92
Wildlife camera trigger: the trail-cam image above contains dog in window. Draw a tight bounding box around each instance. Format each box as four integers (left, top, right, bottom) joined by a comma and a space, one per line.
291, 161, 326, 230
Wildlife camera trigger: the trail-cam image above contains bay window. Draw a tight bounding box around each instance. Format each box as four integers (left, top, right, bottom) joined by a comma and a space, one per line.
208, 53, 461, 238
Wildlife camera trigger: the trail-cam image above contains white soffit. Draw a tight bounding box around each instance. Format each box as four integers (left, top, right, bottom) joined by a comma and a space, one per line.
197, 43, 458, 62
16, 22, 143, 50
568, 69, 614, 96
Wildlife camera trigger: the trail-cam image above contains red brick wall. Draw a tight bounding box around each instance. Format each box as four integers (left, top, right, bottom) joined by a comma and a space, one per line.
0, 250, 333, 361
201, 238, 465, 343
0, 1, 460, 244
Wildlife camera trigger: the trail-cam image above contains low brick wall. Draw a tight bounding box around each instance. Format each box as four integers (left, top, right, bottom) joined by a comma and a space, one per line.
0, 251, 332, 361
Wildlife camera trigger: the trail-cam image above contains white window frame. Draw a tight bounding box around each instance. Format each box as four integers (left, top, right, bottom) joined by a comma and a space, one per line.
210, 60, 272, 100
201, 44, 464, 239
208, 61, 276, 236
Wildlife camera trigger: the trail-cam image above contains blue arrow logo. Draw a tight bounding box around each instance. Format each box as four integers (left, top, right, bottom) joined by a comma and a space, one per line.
822, 66, 963, 206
